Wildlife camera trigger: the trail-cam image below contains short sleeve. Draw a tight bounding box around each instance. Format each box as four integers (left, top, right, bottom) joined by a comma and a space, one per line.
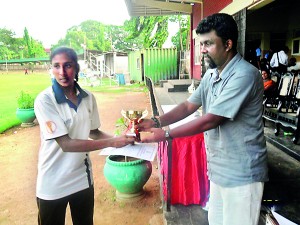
34, 91, 68, 140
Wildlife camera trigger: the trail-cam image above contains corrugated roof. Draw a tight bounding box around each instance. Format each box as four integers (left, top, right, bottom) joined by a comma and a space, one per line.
124, 0, 202, 16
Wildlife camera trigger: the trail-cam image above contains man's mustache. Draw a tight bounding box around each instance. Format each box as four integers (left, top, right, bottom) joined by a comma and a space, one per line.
203, 54, 217, 68
203, 54, 211, 60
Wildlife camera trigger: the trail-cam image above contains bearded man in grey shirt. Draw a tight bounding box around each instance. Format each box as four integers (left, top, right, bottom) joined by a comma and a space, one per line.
138, 13, 268, 225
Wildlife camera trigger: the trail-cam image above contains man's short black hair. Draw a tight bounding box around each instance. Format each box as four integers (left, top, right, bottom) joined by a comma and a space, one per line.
196, 13, 238, 50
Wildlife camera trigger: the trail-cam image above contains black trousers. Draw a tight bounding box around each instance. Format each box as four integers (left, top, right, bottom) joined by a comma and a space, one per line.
37, 186, 94, 225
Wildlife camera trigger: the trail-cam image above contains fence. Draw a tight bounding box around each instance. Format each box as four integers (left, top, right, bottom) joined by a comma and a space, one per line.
0, 64, 49, 71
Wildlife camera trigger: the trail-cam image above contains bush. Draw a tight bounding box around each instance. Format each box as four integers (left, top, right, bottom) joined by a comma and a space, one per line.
17, 91, 35, 109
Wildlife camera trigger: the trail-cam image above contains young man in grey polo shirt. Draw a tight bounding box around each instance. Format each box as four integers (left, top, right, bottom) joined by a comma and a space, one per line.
138, 13, 268, 225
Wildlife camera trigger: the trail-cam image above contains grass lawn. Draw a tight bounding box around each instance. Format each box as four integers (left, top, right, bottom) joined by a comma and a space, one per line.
0, 71, 147, 133
0, 72, 51, 133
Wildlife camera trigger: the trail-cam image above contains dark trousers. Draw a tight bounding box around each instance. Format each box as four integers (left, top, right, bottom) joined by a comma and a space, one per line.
37, 186, 94, 225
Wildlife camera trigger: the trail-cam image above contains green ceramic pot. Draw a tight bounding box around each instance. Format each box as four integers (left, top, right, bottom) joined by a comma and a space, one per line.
16, 108, 36, 127
104, 155, 152, 200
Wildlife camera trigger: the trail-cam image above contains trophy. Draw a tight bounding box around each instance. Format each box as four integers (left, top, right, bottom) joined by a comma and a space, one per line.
121, 109, 148, 141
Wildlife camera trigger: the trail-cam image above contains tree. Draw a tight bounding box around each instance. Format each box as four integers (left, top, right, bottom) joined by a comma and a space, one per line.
105, 24, 143, 52
0, 27, 45, 60
22, 27, 46, 58
169, 15, 190, 51
49, 17, 186, 53
51, 20, 145, 53
31, 39, 47, 58
52, 29, 87, 52
124, 16, 169, 48
23, 27, 33, 57
80, 20, 110, 52
0, 15, 187, 60
0, 28, 16, 60
52, 20, 111, 52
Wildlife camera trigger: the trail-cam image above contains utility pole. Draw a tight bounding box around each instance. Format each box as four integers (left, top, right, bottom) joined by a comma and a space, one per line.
5, 54, 8, 73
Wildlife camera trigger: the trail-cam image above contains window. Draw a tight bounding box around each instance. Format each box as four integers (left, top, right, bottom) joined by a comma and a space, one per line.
292, 38, 300, 55
136, 58, 140, 70
194, 39, 201, 65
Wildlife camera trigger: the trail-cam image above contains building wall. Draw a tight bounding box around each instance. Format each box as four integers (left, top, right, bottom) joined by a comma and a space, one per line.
128, 48, 178, 84
128, 51, 142, 82
191, 4, 202, 80
144, 48, 177, 83
203, 0, 232, 18
115, 56, 128, 74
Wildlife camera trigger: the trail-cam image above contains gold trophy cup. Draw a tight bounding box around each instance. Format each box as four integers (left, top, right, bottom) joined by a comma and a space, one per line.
121, 109, 148, 141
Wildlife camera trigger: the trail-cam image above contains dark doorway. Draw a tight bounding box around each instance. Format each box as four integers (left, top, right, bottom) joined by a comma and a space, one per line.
141, 53, 145, 82
270, 32, 286, 52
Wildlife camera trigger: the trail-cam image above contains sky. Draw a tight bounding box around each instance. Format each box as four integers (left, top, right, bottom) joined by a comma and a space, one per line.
0, 0, 130, 48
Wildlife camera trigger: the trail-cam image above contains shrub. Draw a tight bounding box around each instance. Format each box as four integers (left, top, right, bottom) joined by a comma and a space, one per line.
17, 91, 35, 109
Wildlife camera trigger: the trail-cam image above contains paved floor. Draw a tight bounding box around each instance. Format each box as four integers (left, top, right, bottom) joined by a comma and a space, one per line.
152, 85, 300, 225
160, 126, 300, 225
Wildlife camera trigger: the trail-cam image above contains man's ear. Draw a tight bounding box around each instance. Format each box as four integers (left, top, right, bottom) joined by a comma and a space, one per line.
225, 40, 233, 51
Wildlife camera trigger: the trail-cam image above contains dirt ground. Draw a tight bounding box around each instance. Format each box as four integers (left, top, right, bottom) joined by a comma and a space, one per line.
0, 91, 164, 225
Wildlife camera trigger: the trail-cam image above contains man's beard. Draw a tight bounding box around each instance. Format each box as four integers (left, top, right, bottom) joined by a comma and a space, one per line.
204, 55, 217, 69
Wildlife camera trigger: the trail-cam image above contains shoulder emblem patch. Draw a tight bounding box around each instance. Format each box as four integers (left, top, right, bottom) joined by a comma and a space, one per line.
45, 121, 56, 134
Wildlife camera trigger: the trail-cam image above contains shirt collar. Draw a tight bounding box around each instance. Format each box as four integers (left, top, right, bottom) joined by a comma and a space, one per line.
52, 79, 88, 104
218, 53, 241, 80
214, 69, 220, 81
208, 53, 241, 84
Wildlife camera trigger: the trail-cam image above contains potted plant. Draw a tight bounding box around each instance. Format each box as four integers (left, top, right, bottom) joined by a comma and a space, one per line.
103, 112, 152, 202
16, 91, 36, 127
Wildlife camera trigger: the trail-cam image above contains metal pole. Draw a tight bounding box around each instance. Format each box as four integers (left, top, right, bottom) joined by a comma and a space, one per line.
84, 45, 86, 61
5, 55, 8, 73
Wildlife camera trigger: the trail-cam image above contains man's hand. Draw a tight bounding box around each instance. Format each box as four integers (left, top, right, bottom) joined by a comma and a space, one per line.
139, 128, 166, 143
136, 118, 156, 132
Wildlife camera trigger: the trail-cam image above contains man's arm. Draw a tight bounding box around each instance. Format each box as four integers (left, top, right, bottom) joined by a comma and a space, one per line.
141, 113, 227, 143
159, 100, 200, 127
170, 113, 226, 138
137, 100, 200, 131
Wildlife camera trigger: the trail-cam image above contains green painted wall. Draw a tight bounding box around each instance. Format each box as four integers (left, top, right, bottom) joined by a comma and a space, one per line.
128, 51, 142, 82
128, 48, 178, 84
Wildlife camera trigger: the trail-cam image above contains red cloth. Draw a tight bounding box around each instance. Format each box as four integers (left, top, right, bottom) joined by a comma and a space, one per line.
158, 133, 209, 206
